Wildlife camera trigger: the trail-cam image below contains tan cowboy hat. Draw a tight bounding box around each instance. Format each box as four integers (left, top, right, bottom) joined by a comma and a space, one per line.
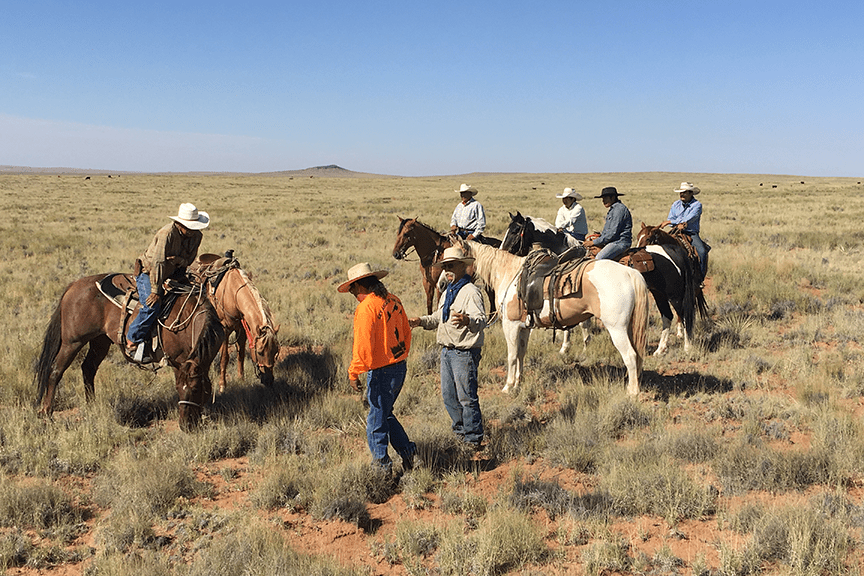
432, 246, 475, 268
337, 262, 389, 293
594, 186, 624, 199
674, 182, 701, 195
456, 183, 478, 196
170, 203, 210, 230
556, 187, 583, 200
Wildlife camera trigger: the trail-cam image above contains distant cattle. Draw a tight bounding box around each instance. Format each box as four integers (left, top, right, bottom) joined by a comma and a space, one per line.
772, 185, 777, 188
85, 176, 90, 180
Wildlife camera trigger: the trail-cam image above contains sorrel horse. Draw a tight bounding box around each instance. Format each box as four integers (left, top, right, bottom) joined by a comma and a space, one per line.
635, 223, 709, 354
191, 253, 280, 393
460, 239, 650, 395
35, 273, 225, 430
502, 212, 706, 356
392, 217, 500, 315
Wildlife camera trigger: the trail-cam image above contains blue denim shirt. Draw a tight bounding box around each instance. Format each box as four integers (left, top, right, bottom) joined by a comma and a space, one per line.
667, 198, 702, 234
595, 201, 632, 247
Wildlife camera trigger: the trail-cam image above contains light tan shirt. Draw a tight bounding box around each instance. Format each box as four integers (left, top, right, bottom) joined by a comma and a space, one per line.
139, 222, 202, 289
418, 280, 486, 349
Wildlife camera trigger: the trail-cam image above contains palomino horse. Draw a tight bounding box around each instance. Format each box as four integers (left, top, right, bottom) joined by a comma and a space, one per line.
35, 273, 225, 430
191, 253, 280, 393
460, 239, 650, 395
635, 223, 709, 354
392, 217, 499, 315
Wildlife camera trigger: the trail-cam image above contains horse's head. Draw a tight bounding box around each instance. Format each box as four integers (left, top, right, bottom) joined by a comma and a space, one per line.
176, 358, 210, 431
250, 324, 280, 387
636, 222, 654, 247
501, 212, 531, 256
392, 216, 417, 260
637, 222, 678, 247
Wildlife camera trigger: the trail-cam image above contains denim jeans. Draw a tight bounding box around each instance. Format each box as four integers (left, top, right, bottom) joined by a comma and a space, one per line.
126, 273, 161, 345
595, 239, 631, 261
366, 361, 415, 466
689, 233, 709, 278
440, 347, 484, 444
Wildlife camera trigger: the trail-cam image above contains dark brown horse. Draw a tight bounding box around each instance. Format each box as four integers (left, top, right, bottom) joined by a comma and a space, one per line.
35, 273, 225, 430
191, 253, 280, 393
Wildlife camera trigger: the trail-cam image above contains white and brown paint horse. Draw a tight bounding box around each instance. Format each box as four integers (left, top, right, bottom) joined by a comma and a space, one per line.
460, 239, 650, 396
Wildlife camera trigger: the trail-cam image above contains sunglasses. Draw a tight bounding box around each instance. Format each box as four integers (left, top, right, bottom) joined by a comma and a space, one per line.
440, 262, 459, 271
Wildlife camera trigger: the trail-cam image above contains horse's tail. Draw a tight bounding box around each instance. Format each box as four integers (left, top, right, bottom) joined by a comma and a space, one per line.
680, 249, 708, 338
629, 271, 650, 376
35, 291, 66, 404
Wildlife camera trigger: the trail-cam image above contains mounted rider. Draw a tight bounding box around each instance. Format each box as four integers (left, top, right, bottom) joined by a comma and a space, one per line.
660, 182, 709, 282
555, 188, 588, 241
449, 184, 487, 242
582, 186, 633, 260
126, 203, 210, 361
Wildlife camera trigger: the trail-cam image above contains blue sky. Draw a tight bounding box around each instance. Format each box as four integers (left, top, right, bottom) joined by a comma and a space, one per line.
1, 1, 861, 176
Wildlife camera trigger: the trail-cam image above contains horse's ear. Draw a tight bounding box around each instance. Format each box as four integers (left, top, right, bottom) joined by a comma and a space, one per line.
516, 210, 522, 217
509, 211, 513, 219
274, 324, 280, 334
397, 215, 403, 221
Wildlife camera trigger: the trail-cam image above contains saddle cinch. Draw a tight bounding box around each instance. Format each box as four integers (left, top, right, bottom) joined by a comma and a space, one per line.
95, 273, 192, 365
508, 247, 592, 329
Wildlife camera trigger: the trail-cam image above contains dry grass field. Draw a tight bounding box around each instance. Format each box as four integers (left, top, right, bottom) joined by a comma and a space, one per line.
2, 169, 864, 575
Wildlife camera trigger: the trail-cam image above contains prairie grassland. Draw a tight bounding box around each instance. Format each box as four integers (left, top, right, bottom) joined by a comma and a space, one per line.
1, 171, 864, 575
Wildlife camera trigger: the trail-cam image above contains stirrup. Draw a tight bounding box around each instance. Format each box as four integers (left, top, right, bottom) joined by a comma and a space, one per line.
132, 343, 153, 364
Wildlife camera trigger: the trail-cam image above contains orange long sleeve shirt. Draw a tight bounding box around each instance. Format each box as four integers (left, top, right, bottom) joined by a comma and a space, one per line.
349, 292, 411, 381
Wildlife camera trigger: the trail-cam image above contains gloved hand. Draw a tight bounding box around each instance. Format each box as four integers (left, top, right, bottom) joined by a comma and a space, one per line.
145, 292, 161, 307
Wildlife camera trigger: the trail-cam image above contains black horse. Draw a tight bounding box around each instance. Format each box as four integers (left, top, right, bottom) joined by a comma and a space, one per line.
501, 212, 707, 355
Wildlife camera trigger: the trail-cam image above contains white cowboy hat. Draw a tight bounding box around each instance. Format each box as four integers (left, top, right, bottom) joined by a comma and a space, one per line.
674, 182, 701, 195
556, 188, 583, 200
337, 262, 389, 293
456, 183, 478, 196
170, 203, 210, 230
432, 246, 475, 267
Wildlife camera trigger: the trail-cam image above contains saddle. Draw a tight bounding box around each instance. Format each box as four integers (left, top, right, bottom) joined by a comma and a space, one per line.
510, 248, 592, 328
96, 272, 198, 366
585, 245, 655, 273
189, 251, 239, 294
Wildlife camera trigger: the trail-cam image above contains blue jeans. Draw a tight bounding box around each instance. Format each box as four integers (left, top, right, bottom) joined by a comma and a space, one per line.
689, 233, 709, 277
126, 274, 161, 345
595, 239, 631, 260
366, 361, 414, 466
440, 347, 484, 444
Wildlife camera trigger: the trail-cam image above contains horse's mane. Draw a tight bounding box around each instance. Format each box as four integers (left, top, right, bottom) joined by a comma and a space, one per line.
526, 216, 555, 233
400, 218, 446, 238
462, 239, 524, 287
236, 268, 275, 327
192, 300, 225, 362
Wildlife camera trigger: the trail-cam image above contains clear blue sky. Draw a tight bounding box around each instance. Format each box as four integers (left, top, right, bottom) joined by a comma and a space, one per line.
2, 1, 861, 176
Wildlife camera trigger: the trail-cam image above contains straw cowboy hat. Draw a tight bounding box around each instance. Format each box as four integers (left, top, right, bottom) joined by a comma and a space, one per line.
432, 246, 475, 268
594, 186, 624, 199
674, 182, 701, 195
556, 188, 583, 200
456, 183, 478, 196
170, 203, 210, 230
337, 262, 389, 293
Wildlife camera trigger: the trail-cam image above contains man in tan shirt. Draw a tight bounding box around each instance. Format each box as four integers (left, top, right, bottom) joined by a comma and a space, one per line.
126, 203, 209, 360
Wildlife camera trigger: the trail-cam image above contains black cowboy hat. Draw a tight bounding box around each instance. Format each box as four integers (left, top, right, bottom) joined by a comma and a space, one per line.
594, 186, 624, 199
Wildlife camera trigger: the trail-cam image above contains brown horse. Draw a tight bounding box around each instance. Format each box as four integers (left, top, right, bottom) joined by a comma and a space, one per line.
392, 217, 500, 316
35, 274, 224, 430
191, 253, 280, 393
392, 217, 451, 314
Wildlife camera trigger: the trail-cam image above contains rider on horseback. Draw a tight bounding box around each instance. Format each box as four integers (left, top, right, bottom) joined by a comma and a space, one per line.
582, 187, 633, 260
449, 184, 487, 242
660, 182, 709, 282
554, 188, 588, 242
126, 203, 210, 361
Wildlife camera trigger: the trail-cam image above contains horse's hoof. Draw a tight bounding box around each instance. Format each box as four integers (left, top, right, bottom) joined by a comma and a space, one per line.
501, 385, 511, 394
653, 348, 666, 357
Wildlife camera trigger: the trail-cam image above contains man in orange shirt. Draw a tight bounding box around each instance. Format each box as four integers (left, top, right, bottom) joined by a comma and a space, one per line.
339, 262, 415, 474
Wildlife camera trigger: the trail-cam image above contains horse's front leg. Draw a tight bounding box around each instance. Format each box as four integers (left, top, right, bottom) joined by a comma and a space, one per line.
236, 330, 247, 384
501, 319, 529, 394
558, 330, 571, 355
218, 337, 230, 394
